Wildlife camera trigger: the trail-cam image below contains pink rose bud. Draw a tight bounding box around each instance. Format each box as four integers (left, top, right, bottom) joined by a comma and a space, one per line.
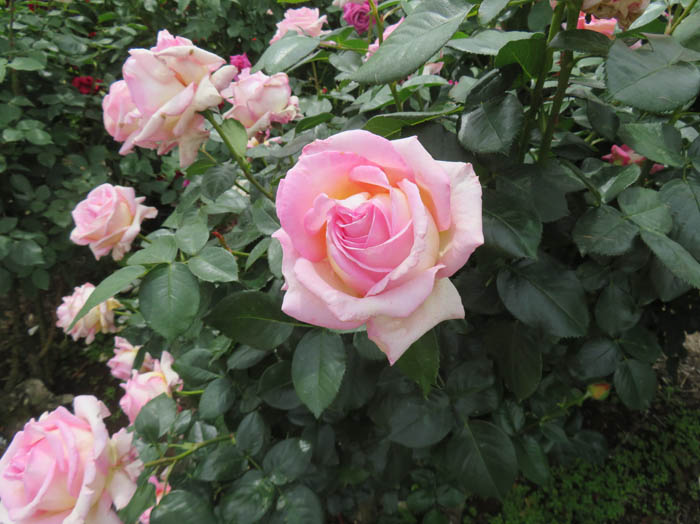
70, 183, 158, 261
365, 18, 404, 60
229, 53, 252, 75
343, 1, 371, 34
273, 130, 484, 364
108, 30, 238, 168
139, 476, 171, 524
581, 0, 650, 28
587, 382, 611, 400
270, 7, 329, 43
107, 336, 154, 381
0, 396, 143, 524
222, 69, 301, 138
56, 283, 121, 344
119, 351, 182, 424
577, 12, 617, 38
602, 144, 665, 174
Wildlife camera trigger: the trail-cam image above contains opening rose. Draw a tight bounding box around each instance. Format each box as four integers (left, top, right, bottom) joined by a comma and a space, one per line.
273, 130, 483, 363
270, 7, 329, 43
56, 283, 121, 344
0, 396, 142, 524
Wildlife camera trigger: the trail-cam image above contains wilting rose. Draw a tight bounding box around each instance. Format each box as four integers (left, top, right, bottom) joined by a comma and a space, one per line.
343, 1, 371, 34
270, 7, 329, 43
119, 351, 182, 424
107, 30, 238, 168
365, 18, 404, 60
582, 0, 649, 28
56, 283, 121, 344
577, 12, 617, 38
70, 183, 158, 261
602, 144, 664, 174
107, 336, 154, 381
139, 476, 171, 524
222, 69, 300, 138
0, 396, 142, 524
273, 130, 483, 363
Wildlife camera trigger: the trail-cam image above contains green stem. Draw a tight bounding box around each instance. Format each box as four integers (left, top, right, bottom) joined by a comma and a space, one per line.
389, 82, 403, 111
669, 0, 697, 34
173, 389, 205, 396
368, 0, 384, 43
311, 61, 321, 95
144, 435, 233, 468
203, 111, 275, 202
539, 0, 583, 163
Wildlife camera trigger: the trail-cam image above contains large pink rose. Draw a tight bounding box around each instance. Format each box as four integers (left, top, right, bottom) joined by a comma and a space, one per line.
273, 130, 483, 363
70, 183, 158, 261
270, 7, 329, 44
109, 30, 237, 168
119, 351, 182, 424
107, 336, 154, 381
56, 283, 121, 344
0, 396, 142, 524
222, 69, 300, 138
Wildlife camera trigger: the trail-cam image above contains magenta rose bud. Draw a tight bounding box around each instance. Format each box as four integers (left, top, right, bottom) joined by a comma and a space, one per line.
0, 396, 142, 524
222, 69, 301, 138
602, 144, 665, 174
107, 336, 154, 381
273, 130, 483, 364
56, 283, 121, 344
70, 183, 158, 261
343, 1, 371, 34
229, 53, 251, 75
270, 7, 329, 43
119, 351, 182, 424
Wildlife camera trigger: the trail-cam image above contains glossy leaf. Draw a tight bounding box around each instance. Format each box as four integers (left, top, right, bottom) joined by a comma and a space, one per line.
396, 329, 440, 396
188, 247, 239, 282
458, 94, 524, 154
614, 359, 656, 410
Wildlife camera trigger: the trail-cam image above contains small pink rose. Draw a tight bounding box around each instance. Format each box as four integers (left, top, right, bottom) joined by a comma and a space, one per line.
0, 396, 142, 524
119, 351, 182, 424
273, 130, 483, 364
107, 336, 154, 381
139, 476, 171, 524
70, 183, 158, 261
56, 283, 121, 344
343, 1, 371, 34
577, 12, 617, 38
270, 7, 329, 44
602, 144, 664, 173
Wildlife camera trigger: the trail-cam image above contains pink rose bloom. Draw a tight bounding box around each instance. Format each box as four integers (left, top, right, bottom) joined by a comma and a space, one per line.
103, 80, 143, 147
0, 396, 142, 524
577, 12, 617, 38
111, 30, 238, 168
273, 130, 483, 364
222, 69, 301, 138
421, 61, 444, 76
270, 7, 329, 44
229, 53, 251, 79
365, 18, 404, 60
333, 0, 365, 7
581, 0, 650, 28
139, 476, 171, 524
107, 336, 154, 381
602, 144, 664, 174
56, 283, 121, 344
343, 1, 371, 34
70, 183, 158, 261
119, 351, 182, 424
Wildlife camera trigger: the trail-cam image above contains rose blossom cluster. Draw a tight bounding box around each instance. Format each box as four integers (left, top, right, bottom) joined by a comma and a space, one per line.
0, 396, 142, 524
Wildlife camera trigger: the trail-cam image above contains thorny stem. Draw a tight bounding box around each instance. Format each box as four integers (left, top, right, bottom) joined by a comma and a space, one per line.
212, 231, 249, 257
143, 435, 233, 468
203, 111, 275, 202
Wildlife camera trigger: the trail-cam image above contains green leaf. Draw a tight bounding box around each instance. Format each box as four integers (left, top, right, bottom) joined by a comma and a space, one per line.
31, 269, 49, 291
490, 323, 541, 401
660, 174, 700, 258
448, 30, 534, 55
227, 345, 270, 370
207, 291, 295, 350
586, 100, 619, 141
205, 187, 248, 215
591, 164, 641, 204
353, 331, 386, 361
292, 329, 347, 418
619, 325, 662, 363
24, 128, 52, 145
606, 37, 700, 113
175, 219, 209, 255
263, 438, 313, 485
595, 280, 641, 336
674, 11, 700, 52
628, 1, 667, 29
220, 470, 275, 523
618, 122, 684, 167
448, 421, 517, 500
295, 112, 334, 133
127, 237, 178, 265
479, 0, 509, 23
237, 412, 266, 456
139, 263, 201, 340
446, 359, 498, 417
8, 57, 44, 71
396, 329, 440, 396
494, 35, 546, 79
258, 361, 301, 410
254, 34, 319, 74
218, 120, 248, 158
251, 198, 280, 235
69, 266, 147, 330
188, 247, 239, 282
458, 94, 524, 154
482, 189, 541, 258
134, 394, 177, 441
117, 475, 156, 524
201, 163, 236, 201
353, 0, 471, 83
640, 229, 700, 288
572, 206, 639, 256
388, 391, 452, 448
514, 435, 551, 486
194, 442, 246, 482
549, 29, 612, 55
271, 485, 324, 524
569, 338, 621, 381
9, 239, 43, 266
497, 257, 590, 338
150, 491, 217, 524
614, 360, 656, 410
363, 110, 456, 139
199, 377, 235, 419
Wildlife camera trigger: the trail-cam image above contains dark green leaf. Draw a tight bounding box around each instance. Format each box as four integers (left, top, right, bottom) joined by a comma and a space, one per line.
201, 163, 236, 201
614, 360, 656, 410
251, 198, 280, 235
175, 219, 209, 255
117, 475, 156, 524
618, 122, 683, 167
258, 361, 302, 410
396, 329, 440, 396
220, 471, 275, 523
659, 174, 700, 258
618, 187, 673, 233
188, 247, 239, 282
199, 377, 235, 419
490, 323, 541, 401
569, 338, 621, 381
514, 435, 551, 485
8, 57, 44, 71
134, 394, 177, 441
295, 112, 334, 133
674, 11, 700, 52
194, 443, 246, 481
263, 438, 313, 485
458, 94, 524, 154
388, 392, 452, 448
150, 491, 217, 524
254, 34, 319, 74
448, 30, 534, 55
586, 100, 619, 141
237, 412, 266, 456
128, 237, 178, 265
482, 189, 542, 258
9, 239, 43, 266
218, 120, 248, 158
573, 205, 639, 256
479, 0, 509, 24
494, 36, 546, 79
227, 345, 270, 370
549, 29, 612, 55
271, 485, 323, 524
594, 280, 641, 336
640, 229, 700, 289
619, 325, 662, 363
353, 331, 386, 361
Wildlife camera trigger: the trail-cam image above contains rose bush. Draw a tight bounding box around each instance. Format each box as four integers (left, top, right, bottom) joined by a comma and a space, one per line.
56, 284, 121, 344
0, 396, 141, 524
